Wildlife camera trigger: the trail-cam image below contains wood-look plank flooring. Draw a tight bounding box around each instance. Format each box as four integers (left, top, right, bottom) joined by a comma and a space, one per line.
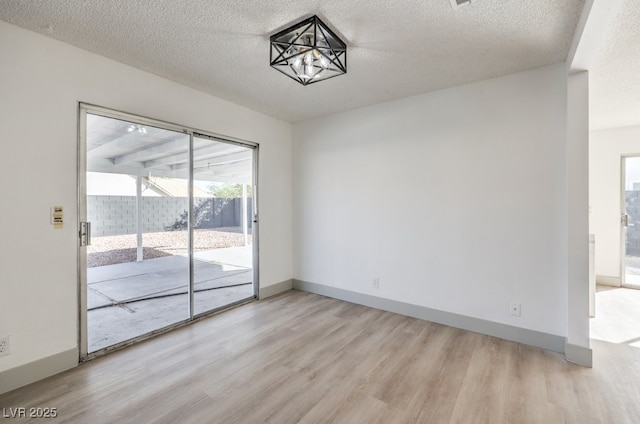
1, 290, 640, 423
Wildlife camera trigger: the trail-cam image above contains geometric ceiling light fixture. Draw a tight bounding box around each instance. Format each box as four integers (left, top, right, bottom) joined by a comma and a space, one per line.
270, 15, 347, 86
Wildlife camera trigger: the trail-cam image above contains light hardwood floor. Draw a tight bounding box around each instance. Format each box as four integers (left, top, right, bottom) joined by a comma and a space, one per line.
1, 290, 639, 423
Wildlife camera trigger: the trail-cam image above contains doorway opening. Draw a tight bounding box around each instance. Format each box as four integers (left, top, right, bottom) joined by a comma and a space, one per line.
79, 105, 258, 357
590, 153, 640, 347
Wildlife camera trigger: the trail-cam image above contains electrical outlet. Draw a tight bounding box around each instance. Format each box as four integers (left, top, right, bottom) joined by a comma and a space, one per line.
510, 303, 521, 317
373, 277, 380, 289
0, 336, 9, 356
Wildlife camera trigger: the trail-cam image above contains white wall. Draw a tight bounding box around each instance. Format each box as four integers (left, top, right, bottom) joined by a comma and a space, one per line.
566, 71, 590, 357
0, 21, 292, 373
590, 125, 640, 280
293, 64, 569, 337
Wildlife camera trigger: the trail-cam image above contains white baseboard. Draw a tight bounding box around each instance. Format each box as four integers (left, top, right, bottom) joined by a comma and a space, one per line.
259, 279, 292, 299
596, 275, 621, 287
0, 348, 78, 395
565, 342, 593, 367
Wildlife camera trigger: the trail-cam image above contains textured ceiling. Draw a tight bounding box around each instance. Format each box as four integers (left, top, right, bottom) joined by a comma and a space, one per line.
0, 0, 585, 123
590, 0, 640, 130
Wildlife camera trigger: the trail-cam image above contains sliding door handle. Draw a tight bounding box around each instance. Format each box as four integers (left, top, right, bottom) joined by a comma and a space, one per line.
80, 222, 92, 246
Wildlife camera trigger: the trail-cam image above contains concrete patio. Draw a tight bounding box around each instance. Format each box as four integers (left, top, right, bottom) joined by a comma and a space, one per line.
87, 245, 254, 352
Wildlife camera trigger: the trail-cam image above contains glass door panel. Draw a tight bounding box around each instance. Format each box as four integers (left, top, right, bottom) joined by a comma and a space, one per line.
192, 136, 255, 315
85, 113, 190, 353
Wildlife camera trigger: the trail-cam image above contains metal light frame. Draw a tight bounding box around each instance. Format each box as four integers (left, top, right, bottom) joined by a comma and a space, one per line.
270, 15, 347, 86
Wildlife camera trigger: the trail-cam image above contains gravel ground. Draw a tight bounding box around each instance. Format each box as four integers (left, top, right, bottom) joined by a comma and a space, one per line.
88, 227, 252, 267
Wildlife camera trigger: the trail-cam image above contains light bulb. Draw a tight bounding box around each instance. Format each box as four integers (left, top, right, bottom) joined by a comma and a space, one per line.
320, 54, 330, 69
292, 55, 302, 70
304, 51, 313, 65
305, 64, 314, 79
301, 51, 314, 78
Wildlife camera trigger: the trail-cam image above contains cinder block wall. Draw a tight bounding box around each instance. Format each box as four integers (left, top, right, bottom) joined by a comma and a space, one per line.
87, 196, 252, 237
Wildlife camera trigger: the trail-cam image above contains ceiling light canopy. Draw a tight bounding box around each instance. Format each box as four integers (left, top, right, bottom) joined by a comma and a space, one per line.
270, 15, 347, 86
449, 0, 475, 9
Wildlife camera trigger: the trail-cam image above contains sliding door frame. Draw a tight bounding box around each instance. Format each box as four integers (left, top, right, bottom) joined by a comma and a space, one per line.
621, 154, 640, 289
77, 103, 259, 360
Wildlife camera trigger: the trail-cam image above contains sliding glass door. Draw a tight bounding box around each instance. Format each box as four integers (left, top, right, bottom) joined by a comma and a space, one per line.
79, 105, 257, 358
